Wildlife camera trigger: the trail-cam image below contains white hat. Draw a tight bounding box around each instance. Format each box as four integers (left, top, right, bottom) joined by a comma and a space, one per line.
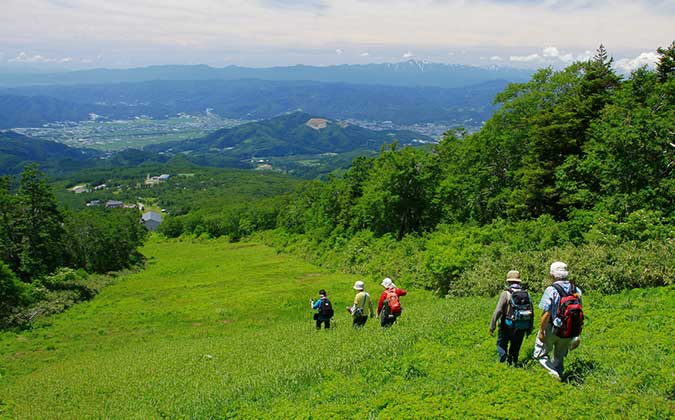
381, 277, 395, 289
353, 280, 365, 291
550, 261, 569, 280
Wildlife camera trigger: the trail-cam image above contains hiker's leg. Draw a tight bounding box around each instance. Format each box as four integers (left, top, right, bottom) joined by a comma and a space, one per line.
316, 319, 322, 330
534, 325, 553, 359
509, 329, 526, 365
551, 337, 572, 375
496, 327, 509, 362
325, 319, 331, 329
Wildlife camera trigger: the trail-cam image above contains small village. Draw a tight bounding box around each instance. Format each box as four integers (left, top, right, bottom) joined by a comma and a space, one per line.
68, 173, 170, 230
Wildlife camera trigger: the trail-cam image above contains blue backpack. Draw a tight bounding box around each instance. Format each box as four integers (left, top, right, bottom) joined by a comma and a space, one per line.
504, 287, 534, 331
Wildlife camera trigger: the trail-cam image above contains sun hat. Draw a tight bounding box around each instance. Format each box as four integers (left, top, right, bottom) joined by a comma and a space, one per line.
353, 280, 365, 291
381, 277, 395, 289
550, 261, 569, 280
506, 270, 521, 283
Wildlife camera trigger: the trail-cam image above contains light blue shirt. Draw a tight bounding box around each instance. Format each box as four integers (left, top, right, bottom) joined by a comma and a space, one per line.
539, 281, 583, 317
312, 296, 326, 310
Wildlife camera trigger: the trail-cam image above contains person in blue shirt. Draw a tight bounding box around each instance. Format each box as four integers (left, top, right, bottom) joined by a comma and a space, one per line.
534, 261, 583, 380
310, 289, 333, 330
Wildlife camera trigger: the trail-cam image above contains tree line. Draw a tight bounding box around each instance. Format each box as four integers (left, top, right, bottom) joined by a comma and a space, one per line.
160, 44, 674, 294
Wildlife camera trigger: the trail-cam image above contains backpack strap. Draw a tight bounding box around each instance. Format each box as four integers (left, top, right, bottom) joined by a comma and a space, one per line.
552, 283, 568, 298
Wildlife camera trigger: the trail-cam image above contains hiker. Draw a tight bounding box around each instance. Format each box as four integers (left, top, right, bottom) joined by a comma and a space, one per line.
489, 270, 534, 365
347, 280, 374, 328
377, 277, 407, 328
534, 261, 584, 380
310, 289, 334, 330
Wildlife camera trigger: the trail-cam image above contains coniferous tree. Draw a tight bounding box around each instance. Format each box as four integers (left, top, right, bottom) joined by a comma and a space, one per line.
656, 41, 675, 83
17, 164, 64, 281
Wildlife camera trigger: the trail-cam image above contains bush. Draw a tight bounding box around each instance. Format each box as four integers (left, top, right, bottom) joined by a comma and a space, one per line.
0, 262, 33, 321
456, 240, 674, 296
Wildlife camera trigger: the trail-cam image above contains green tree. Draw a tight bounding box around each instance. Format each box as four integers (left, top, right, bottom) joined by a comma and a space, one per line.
0, 176, 21, 273
354, 144, 441, 238
656, 41, 675, 83
17, 164, 65, 281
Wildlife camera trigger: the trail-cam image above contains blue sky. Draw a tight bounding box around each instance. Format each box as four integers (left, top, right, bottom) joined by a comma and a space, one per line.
1, 0, 673, 71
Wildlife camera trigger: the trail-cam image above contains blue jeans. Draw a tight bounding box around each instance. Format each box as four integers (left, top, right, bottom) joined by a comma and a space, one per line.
497, 324, 526, 364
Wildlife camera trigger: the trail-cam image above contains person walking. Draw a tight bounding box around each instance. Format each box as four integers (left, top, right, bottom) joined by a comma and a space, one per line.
489, 270, 534, 365
377, 277, 407, 328
310, 289, 334, 330
534, 261, 584, 380
347, 280, 374, 328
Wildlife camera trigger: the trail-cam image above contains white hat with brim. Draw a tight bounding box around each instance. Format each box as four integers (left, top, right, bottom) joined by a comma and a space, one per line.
506, 270, 521, 283
550, 261, 569, 280
381, 277, 395, 289
353, 280, 365, 291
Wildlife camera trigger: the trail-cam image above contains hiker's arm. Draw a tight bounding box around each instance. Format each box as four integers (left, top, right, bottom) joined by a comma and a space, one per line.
377, 292, 386, 315
538, 312, 551, 341
312, 300, 321, 310
489, 292, 507, 334
397, 288, 407, 296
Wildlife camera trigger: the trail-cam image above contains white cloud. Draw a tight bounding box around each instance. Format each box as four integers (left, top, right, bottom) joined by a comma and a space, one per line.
402, 51, 413, 59
360, 52, 369, 56
490, 55, 503, 61
510, 47, 595, 64
1, 0, 672, 67
510, 53, 541, 62
616, 51, 659, 72
542, 46, 560, 57
335, 48, 343, 55
9, 51, 73, 63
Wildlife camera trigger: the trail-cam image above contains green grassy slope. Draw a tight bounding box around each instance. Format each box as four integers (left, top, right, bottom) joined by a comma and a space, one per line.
1, 238, 673, 418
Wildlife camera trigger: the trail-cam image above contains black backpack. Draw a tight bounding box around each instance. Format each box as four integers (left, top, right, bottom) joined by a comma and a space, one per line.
505, 287, 534, 331
318, 298, 334, 318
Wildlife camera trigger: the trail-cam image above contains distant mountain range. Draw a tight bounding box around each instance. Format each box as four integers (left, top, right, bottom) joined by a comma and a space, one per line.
0, 60, 532, 89
0, 78, 508, 129
0, 112, 432, 176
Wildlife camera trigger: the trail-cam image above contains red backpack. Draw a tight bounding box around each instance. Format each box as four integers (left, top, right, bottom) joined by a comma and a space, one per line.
385, 289, 401, 314
552, 284, 583, 338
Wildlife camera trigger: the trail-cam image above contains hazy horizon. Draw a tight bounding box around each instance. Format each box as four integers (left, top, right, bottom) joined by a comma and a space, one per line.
2, 0, 673, 74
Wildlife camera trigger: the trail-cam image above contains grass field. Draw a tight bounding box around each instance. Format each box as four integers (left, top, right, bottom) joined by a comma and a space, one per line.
0, 237, 673, 418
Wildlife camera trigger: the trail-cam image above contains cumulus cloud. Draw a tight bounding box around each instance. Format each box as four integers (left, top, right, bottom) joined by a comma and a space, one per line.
402, 51, 413, 59
9, 52, 73, 63
490, 55, 503, 61
616, 51, 659, 72
360, 52, 369, 57
335, 48, 343, 55
510, 46, 593, 64
510, 53, 541, 62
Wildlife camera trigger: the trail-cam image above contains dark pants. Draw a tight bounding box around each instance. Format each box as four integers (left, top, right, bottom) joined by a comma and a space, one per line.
380, 310, 399, 328
316, 318, 330, 330
497, 324, 526, 364
353, 315, 368, 328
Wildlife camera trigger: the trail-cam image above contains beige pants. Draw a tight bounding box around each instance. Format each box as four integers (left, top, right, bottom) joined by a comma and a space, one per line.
533, 326, 574, 376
